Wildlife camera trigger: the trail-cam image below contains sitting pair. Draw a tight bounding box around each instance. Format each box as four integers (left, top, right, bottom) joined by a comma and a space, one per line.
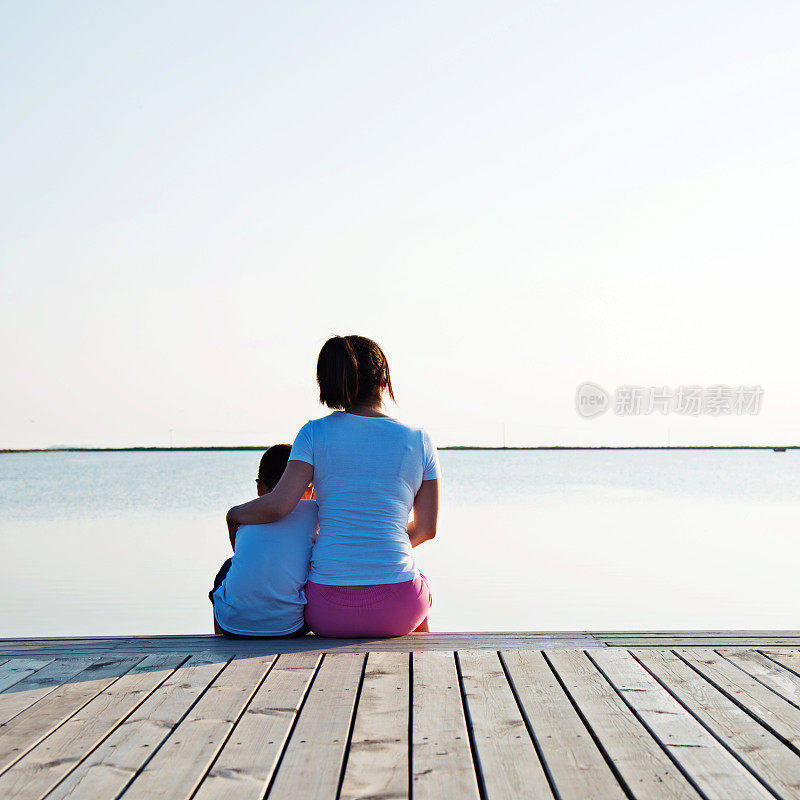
209, 445, 315, 638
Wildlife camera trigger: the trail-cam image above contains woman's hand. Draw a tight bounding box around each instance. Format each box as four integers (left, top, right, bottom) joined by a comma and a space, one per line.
408, 478, 438, 547
226, 460, 314, 526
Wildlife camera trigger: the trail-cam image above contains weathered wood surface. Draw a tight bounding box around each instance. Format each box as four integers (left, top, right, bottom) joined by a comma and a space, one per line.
412, 651, 480, 799
503, 649, 627, 800
340, 652, 409, 800
194, 651, 320, 800
268, 652, 364, 799
546, 649, 698, 799
635, 649, 800, 798
0, 654, 184, 800
458, 649, 551, 799
1, 636, 799, 798
2, 631, 800, 657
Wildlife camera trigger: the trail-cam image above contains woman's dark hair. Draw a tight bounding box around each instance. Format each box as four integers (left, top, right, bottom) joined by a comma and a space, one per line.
317, 335, 395, 410
257, 444, 292, 490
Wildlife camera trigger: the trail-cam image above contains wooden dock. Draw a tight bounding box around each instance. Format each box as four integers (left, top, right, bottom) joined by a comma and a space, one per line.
1, 632, 800, 799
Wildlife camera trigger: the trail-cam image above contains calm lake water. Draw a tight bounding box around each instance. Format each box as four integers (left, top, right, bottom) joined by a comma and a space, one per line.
1, 449, 798, 637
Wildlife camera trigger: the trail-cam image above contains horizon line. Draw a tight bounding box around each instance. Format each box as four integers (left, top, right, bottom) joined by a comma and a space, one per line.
1, 445, 796, 454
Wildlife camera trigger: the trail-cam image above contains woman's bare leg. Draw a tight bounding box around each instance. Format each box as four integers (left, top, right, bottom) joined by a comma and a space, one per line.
413, 617, 430, 633
213, 616, 224, 635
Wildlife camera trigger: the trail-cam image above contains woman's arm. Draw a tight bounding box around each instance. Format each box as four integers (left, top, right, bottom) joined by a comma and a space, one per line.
407, 478, 438, 547
226, 460, 313, 530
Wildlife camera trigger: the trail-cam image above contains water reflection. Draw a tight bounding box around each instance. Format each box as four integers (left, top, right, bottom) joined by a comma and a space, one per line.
1, 450, 798, 635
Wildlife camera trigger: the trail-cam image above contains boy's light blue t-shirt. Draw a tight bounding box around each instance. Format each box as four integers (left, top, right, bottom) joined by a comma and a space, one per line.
212, 500, 318, 636
289, 412, 440, 586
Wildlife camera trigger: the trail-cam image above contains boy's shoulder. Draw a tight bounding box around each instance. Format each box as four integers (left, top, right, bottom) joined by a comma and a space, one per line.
238, 501, 317, 537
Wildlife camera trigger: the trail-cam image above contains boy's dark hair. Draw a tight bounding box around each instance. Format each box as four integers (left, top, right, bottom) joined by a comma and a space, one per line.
316, 334, 395, 410
257, 444, 292, 490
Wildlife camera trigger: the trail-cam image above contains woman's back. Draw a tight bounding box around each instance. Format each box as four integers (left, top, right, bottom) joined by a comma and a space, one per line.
289, 411, 439, 585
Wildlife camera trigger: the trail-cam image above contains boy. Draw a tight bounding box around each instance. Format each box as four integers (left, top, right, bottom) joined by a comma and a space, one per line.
209, 444, 317, 638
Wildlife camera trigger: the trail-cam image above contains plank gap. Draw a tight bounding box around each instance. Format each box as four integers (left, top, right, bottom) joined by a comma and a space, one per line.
630, 650, 784, 800
540, 651, 638, 800
111, 656, 235, 800
584, 649, 711, 800
497, 651, 562, 800
258, 652, 326, 800
334, 650, 369, 800
453, 651, 489, 800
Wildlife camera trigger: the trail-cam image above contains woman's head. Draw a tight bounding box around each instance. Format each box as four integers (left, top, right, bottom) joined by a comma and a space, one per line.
317, 335, 395, 410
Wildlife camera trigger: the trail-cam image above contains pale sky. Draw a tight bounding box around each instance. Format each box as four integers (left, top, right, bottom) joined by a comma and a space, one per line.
1, 1, 798, 449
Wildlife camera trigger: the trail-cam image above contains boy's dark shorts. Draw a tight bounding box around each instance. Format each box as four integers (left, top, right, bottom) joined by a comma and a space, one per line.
209, 558, 310, 639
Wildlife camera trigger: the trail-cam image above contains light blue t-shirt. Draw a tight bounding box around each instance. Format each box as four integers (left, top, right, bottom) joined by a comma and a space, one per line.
289, 412, 440, 585
212, 500, 318, 636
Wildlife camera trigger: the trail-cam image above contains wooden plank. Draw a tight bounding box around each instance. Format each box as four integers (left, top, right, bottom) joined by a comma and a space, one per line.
0, 645, 594, 659
340, 652, 410, 800
591, 628, 800, 639
267, 652, 364, 800
0, 654, 184, 800
45, 653, 231, 800
4, 636, 800, 659
0, 656, 142, 774
0, 633, 611, 657
719, 649, 800, 708
762, 649, 800, 678
193, 652, 321, 800
678, 649, 800, 749
633, 649, 800, 799
411, 650, 480, 800
0, 634, 586, 645
458, 650, 552, 800
605, 638, 800, 648
5, 630, 800, 644
120, 655, 275, 799
594, 649, 771, 800
0, 637, 601, 651
547, 650, 697, 799
502, 650, 625, 800
0, 641, 114, 652
0, 634, 659, 648
2, 633, 800, 659
0, 658, 98, 726
0, 658, 55, 693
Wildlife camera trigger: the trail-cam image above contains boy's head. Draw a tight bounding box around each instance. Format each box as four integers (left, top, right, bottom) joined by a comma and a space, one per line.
256, 444, 291, 495
256, 444, 313, 499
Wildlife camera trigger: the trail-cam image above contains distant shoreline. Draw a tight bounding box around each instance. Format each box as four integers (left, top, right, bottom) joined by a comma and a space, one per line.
2, 445, 796, 453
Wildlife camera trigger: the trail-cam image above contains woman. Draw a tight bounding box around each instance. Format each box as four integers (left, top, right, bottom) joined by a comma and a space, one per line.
227, 335, 439, 637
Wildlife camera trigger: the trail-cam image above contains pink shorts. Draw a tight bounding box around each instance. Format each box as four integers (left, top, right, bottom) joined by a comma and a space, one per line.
304, 573, 432, 638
